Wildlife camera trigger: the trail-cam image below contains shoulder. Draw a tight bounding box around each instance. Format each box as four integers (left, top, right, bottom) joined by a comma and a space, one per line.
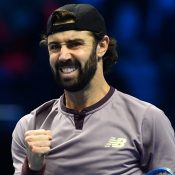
113, 89, 174, 138
114, 90, 153, 109
31, 98, 60, 117
112, 89, 169, 123
12, 98, 61, 135
112, 89, 159, 113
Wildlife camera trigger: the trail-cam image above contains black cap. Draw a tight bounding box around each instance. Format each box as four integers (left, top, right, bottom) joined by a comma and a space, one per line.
46, 4, 107, 36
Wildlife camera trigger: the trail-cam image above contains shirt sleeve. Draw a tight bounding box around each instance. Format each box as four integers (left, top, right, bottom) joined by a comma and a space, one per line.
11, 115, 46, 175
141, 105, 175, 172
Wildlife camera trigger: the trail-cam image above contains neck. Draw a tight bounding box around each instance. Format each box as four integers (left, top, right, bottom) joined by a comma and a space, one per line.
64, 79, 110, 112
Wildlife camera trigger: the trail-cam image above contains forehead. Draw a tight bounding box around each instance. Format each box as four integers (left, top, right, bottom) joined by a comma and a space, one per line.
47, 30, 94, 43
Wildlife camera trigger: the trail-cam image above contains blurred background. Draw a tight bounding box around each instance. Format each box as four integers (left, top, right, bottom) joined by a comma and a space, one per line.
0, 0, 175, 174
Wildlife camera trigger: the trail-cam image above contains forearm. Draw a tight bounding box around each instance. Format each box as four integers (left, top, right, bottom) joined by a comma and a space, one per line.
21, 158, 45, 175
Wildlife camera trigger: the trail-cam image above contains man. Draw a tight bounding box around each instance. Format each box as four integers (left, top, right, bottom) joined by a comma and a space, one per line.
11, 4, 175, 175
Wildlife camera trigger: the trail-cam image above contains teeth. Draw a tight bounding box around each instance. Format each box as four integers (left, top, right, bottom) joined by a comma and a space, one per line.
60, 67, 77, 73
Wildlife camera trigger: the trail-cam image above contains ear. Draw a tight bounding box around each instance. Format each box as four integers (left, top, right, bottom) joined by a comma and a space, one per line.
96, 35, 109, 57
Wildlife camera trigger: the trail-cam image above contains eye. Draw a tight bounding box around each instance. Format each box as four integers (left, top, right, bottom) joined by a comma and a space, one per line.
67, 40, 84, 49
48, 43, 61, 52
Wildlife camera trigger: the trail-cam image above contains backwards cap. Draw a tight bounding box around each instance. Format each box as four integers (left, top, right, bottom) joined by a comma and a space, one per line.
46, 4, 107, 36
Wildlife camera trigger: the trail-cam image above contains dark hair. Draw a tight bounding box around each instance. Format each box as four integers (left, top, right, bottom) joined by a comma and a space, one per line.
92, 33, 118, 74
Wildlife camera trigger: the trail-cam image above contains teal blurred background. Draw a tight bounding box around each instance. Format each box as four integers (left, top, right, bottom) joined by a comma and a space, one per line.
0, 0, 175, 174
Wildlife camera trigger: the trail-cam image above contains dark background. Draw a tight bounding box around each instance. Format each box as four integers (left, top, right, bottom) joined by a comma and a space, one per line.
0, 0, 175, 174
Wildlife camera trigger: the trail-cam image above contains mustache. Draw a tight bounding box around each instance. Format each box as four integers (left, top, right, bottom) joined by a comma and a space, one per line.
55, 59, 81, 69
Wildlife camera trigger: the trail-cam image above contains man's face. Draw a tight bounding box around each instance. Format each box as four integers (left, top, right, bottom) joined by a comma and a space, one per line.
48, 30, 98, 92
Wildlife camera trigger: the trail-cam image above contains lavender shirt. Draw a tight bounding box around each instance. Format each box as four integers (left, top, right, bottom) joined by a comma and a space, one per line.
12, 87, 175, 175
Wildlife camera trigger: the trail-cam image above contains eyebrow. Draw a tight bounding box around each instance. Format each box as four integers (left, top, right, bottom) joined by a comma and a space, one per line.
48, 39, 85, 45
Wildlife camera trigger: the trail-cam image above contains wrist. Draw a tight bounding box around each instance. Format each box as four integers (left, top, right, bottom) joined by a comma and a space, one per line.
28, 154, 45, 171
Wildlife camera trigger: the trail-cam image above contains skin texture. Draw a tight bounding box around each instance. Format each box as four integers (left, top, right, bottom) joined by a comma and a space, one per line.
25, 129, 52, 170
24, 30, 109, 170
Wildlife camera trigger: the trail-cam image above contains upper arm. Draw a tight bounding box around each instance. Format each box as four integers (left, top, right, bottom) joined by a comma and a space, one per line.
141, 106, 175, 171
11, 115, 30, 174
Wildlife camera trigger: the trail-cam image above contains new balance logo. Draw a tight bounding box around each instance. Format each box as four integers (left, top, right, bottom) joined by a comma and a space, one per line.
105, 137, 127, 148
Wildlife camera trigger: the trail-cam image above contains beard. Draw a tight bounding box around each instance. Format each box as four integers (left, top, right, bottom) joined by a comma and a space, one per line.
51, 45, 98, 92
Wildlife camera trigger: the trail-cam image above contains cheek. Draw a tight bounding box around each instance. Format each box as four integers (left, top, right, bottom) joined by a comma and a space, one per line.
76, 50, 92, 63
49, 55, 57, 71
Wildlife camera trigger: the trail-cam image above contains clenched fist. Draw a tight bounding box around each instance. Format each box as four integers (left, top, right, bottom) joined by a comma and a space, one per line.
25, 129, 52, 170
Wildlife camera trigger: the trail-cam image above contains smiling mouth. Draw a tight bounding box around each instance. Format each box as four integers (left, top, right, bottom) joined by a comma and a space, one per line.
60, 66, 78, 74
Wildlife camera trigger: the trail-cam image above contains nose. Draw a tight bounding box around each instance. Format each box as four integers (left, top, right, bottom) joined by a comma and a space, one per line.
58, 45, 72, 61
